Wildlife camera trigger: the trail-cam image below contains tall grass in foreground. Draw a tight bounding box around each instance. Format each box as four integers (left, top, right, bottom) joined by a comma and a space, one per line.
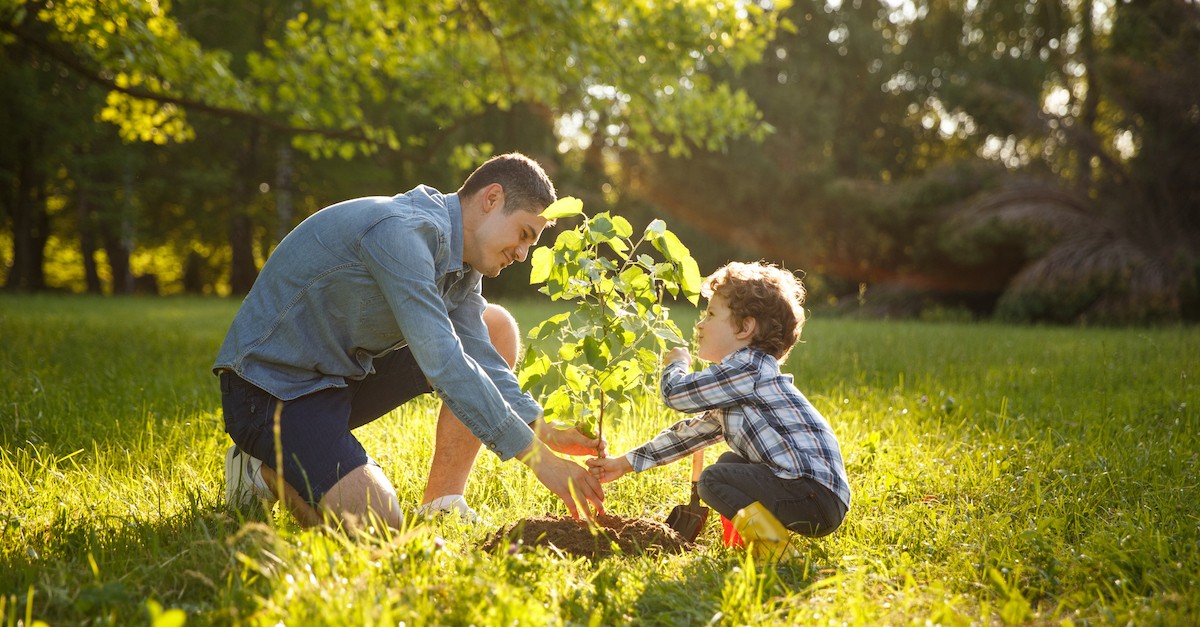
1, 294, 1198, 625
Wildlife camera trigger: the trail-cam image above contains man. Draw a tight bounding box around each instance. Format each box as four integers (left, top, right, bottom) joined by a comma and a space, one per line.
214, 153, 605, 529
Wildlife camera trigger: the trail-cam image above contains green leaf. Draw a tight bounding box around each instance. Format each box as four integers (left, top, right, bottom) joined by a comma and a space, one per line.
582, 336, 608, 370
611, 215, 634, 238
554, 229, 584, 252
564, 364, 587, 392
618, 266, 650, 292
588, 214, 617, 243
653, 324, 685, 346
680, 256, 702, 304
659, 228, 692, 263
541, 196, 583, 219
517, 354, 550, 391
542, 387, 572, 421
529, 246, 554, 284
531, 312, 570, 340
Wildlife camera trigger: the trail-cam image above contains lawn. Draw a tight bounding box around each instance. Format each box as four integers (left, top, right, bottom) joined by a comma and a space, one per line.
1, 294, 1197, 625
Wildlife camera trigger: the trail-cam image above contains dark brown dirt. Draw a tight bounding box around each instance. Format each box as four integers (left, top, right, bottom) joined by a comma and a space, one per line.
481, 513, 694, 558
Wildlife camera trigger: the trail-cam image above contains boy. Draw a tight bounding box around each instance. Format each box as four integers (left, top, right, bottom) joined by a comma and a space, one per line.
587, 261, 850, 560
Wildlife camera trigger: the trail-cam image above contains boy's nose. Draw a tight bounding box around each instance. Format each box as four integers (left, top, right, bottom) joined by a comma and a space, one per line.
515, 245, 529, 262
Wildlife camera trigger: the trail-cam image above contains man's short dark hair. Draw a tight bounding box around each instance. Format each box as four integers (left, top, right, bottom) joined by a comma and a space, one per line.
459, 153, 557, 214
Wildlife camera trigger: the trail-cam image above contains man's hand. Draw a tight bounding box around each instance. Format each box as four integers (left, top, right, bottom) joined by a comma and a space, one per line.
586, 454, 633, 484
663, 346, 691, 367
532, 418, 608, 458
519, 440, 606, 519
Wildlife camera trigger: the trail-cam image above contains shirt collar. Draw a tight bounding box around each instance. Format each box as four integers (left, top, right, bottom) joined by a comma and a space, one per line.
446, 191, 467, 275
724, 346, 780, 372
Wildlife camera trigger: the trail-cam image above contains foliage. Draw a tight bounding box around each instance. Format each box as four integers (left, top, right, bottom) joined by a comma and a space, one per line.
518, 197, 700, 439
0, 0, 788, 295
4, 0, 1198, 322
621, 0, 1200, 323
1, 0, 786, 159
2, 296, 1199, 624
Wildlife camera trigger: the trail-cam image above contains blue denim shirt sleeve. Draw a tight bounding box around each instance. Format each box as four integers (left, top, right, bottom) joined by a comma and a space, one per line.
359, 215, 535, 461
447, 288, 543, 425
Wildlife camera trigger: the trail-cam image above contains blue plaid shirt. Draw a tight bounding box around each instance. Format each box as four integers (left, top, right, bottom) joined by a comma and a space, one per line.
626, 347, 851, 508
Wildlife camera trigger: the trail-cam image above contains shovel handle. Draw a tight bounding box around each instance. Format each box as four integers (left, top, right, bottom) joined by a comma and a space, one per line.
690, 450, 704, 482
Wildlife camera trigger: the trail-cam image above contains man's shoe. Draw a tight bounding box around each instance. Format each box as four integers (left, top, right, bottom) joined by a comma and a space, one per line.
415, 494, 482, 524
224, 445, 276, 512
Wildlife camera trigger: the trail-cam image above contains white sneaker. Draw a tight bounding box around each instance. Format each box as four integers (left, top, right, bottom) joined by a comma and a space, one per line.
416, 494, 482, 524
224, 445, 276, 511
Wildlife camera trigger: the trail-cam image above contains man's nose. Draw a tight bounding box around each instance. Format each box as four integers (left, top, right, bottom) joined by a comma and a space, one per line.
515, 245, 530, 262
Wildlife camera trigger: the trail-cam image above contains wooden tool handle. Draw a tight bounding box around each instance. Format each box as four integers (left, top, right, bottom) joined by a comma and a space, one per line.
690, 450, 704, 482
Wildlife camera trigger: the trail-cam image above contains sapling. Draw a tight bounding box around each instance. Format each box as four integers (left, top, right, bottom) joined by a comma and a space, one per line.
519, 197, 701, 451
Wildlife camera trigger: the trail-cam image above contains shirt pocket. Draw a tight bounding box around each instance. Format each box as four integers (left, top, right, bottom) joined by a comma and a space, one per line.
358, 291, 402, 340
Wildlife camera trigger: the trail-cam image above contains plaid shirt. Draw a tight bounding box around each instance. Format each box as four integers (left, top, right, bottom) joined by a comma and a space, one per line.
626, 347, 851, 508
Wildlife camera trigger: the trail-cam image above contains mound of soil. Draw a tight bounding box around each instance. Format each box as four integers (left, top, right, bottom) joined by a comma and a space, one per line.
481, 513, 693, 558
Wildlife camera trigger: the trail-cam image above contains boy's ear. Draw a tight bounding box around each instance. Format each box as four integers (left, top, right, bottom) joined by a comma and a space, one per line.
736, 316, 756, 340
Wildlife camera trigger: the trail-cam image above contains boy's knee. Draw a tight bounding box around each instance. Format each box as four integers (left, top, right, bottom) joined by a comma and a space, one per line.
482, 304, 520, 368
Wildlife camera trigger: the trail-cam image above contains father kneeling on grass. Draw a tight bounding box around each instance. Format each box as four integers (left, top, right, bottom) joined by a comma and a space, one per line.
213, 153, 605, 530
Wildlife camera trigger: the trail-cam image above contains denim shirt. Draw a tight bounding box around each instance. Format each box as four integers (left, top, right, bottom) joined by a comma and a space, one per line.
214, 185, 540, 461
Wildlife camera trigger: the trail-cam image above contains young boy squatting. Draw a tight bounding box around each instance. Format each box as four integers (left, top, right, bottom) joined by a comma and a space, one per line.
587, 261, 851, 559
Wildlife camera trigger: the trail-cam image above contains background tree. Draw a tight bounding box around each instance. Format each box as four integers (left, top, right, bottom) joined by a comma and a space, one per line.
1, 0, 786, 294
2, 0, 1196, 323
622, 0, 1200, 323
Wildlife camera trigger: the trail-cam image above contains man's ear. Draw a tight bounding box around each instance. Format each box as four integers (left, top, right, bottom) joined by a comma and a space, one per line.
482, 183, 505, 213
736, 316, 756, 340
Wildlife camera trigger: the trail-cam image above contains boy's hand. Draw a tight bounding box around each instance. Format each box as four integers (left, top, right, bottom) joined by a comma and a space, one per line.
533, 418, 609, 458
663, 347, 691, 366
586, 455, 633, 484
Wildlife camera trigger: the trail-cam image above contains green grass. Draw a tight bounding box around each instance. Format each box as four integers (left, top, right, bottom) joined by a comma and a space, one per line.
2, 294, 1198, 625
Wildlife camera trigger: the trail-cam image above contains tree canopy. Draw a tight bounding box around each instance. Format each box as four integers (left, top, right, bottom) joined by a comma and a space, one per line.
624, 0, 1200, 323
1, 0, 787, 293
3, 0, 1198, 324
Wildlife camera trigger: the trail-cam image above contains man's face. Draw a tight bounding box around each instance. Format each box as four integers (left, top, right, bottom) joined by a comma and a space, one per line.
469, 198, 549, 278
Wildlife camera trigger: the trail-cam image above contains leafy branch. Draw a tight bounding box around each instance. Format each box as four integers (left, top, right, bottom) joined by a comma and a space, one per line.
518, 197, 701, 443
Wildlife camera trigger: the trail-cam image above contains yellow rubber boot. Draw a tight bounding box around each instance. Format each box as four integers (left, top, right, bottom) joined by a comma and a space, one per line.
731, 502, 795, 562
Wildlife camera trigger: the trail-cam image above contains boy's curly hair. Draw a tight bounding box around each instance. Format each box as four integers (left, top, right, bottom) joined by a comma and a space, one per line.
702, 261, 807, 362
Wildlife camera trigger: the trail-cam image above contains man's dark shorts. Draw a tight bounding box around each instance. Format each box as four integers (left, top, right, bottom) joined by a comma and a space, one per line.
219, 347, 432, 508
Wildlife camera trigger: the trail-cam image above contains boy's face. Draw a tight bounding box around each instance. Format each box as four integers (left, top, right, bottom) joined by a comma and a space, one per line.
695, 294, 752, 362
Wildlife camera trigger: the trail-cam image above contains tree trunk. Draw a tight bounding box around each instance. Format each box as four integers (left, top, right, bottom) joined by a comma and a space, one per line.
102, 228, 133, 295
228, 124, 261, 295
1076, 0, 1098, 196
76, 178, 103, 294
275, 140, 294, 243
5, 141, 48, 292
104, 165, 136, 294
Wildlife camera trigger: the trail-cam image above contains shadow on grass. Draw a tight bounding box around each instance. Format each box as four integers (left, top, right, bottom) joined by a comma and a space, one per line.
618, 541, 834, 624
0, 490, 272, 625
